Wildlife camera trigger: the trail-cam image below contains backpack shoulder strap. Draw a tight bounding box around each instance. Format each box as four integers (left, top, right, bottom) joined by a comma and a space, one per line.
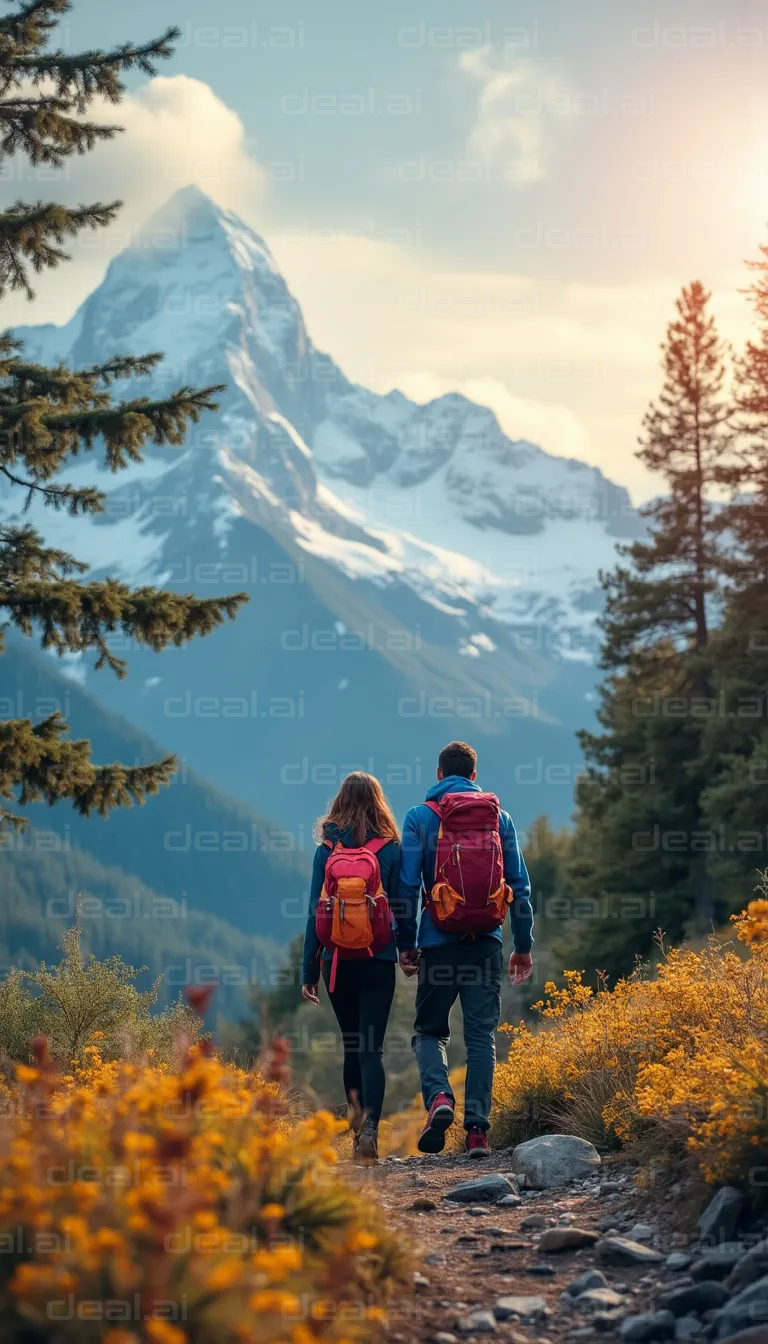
365, 837, 389, 855
425, 801, 442, 817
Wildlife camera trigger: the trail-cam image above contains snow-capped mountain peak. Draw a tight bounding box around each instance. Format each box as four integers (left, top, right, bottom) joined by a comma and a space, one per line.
11, 187, 640, 650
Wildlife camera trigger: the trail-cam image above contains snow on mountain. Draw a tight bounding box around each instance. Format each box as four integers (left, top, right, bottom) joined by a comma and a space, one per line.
11, 186, 640, 658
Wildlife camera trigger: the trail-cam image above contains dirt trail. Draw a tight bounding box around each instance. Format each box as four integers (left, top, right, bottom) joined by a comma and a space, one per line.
345, 1148, 665, 1344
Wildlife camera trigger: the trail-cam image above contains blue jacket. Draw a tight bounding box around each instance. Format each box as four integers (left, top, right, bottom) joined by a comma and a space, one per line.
399, 777, 534, 953
300, 825, 413, 985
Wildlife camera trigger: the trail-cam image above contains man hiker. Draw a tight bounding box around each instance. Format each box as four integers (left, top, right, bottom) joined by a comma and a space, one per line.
399, 741, 533, 1156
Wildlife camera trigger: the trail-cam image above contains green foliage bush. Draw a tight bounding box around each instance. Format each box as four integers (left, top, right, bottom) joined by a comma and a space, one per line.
0, 902, 200, 1067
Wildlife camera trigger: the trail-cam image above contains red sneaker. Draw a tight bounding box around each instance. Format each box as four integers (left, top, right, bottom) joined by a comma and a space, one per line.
417, 1093, 455, 1153
464, 1127, 490, 1158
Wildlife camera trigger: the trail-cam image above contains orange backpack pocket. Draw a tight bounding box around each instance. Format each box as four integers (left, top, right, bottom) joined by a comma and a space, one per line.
490, 881, 513, 916
330, 878, 374, 950
429, 880, 465, 922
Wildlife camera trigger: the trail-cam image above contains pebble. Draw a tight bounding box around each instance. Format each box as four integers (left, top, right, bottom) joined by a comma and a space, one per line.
657, 1280, 729, 1316
434, 1334, 459, 1344
456, 1310, 497, 1334
567, 1270, 609, 1298
495, 1296, 548, 1321
528, 1265, 557, 1277
445, 1174, 519, 1204
537, 1228, 600, 1252
521, 1215, 550, 1231
414, 1272, 430, 1290
666, 1253, 691, 1272
599, 1182, 623, 1196
673, 1317, 700, 1341
467, 1207, 491, 1217
576, 1288, 625, 1310
498, 1194, 523, 1207
619, 1310, 676, 1341
424, 1252, 448, 1266
593, 1310, 628, 1333
628, 1224, 657, 1243
597, 1237, 664, 1267
411, 1198, 439, 1212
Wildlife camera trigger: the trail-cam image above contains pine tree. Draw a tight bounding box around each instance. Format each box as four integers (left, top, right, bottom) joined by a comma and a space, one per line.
0, 2, 247, 827
601, 281, 731, 676
694, 240, 768, 902
565, 284, 733, 972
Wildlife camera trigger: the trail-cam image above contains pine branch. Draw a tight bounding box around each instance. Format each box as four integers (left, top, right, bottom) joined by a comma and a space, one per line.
0, 465, 102, 513
0, 99, 119, 165
0, 198, 120, 298
84, 353, 164, 385
0, 524, 89, 580
0, 1, 66, 43
0, 574, 248, 675
6, 27, 180, 102
0, 711, 178, 827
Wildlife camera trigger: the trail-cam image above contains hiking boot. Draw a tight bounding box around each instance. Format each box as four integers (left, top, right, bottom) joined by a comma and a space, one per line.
355, 1118, 379, 1165
417, 1092, 455, 1153
464, 1126, 490, 1158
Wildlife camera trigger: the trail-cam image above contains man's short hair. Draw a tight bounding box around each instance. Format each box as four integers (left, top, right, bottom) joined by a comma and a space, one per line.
438, 741, 477, 779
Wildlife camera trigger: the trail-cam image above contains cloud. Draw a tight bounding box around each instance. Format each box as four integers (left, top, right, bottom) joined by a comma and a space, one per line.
0, 75, 265, 327
458, 48, 577, 184
94, 75, 267, 216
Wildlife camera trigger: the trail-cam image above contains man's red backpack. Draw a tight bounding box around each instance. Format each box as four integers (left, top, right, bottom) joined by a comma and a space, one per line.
314, 838, 393, 990
424, 792, 512, 934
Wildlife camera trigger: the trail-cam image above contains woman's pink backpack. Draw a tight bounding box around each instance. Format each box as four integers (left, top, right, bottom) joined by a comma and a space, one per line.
315, 838, 393, 990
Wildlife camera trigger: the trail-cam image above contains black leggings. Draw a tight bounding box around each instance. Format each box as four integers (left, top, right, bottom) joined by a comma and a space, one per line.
322, 958, 396, 1125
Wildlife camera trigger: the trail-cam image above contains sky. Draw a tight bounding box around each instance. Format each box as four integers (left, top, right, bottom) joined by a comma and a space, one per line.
6, 0, 768, 499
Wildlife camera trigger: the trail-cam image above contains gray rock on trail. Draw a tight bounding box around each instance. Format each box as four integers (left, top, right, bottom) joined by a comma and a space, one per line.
658, 1281, 730, 1316
521, 1214, 550, 1231
510, 1135, 601, 1189
597, 1236, 665, 1267
497, 1193, 523, 1207
715, 1329, 768, 1344
674, 1317, 702, 1340
712, 1272, 768, 1339
576, 1287, 625, 1310
494, 1295, 548, 1321
444, 1173, 518, 1204
537, 1227, 600, 1252
594, 1310, 628, 1333
456, 1309, 497, 1334
628, 1224, 657, 1243
567, 1269, 610, 1297
699, 1188, 746, 1244
667, 1253, 693, 1272
725, 1242, 768, 1294
620, 1310, 677, 1341
691, 1244, 749, 1281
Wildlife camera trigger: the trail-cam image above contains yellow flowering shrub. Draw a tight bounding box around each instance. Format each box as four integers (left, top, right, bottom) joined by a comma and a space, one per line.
0, 1032, 407, 1343
490, 901, 768, 1189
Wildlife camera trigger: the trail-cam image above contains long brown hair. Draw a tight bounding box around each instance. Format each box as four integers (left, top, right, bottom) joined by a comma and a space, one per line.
316, 772, 400, 847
